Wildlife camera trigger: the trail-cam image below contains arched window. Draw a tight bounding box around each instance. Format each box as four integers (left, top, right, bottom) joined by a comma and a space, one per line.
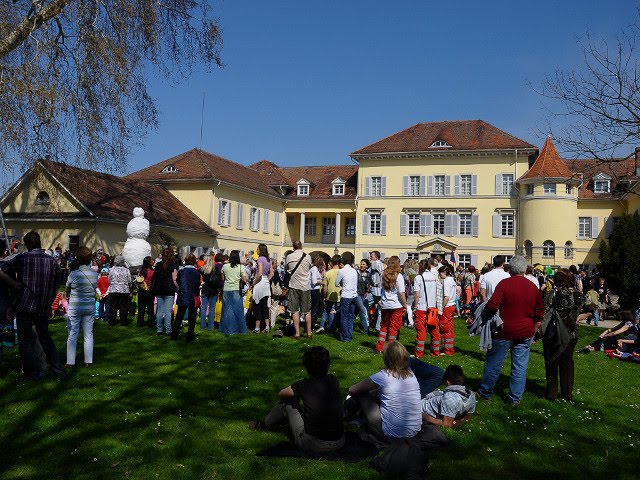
542, 240, 555, 258
564, 241, 573, 259
524, 240, 533, 259
35, 191, 50, 205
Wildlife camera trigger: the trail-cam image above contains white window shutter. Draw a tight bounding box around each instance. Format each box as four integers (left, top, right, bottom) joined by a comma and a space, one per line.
454, 175, 461, 195
256, 209, 261, 231
362, 215, 369, 235
591, 217, 599, 239
218, 200, 224, 225
451, 214, 460, 236
400, 214, 408, 235
381, 215, 387, 235
399, 252, 408, 264
471, 254, 479, 267
263, 210, 269, 232
492, 214, 501, 237
422, 214, 433, 236
419, 176, 426, 196
365, 177, 371, 196
472, 175, 478, 195
472, 214, 479, 237
274, 212, 280, 234
237, 204, 244, 229
403, 176, 409, 196
381, 177, 387, 196
427, 176, 434, 196
605, 217, 613, 237
445, 176, 451, 196
444, 214, 453, 236
495, 174, 503, 195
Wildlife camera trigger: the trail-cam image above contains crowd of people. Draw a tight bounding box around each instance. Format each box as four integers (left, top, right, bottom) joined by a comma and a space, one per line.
0, 230, 638, 476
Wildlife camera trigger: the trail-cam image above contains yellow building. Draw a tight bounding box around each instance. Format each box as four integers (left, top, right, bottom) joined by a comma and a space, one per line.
2, 120, 639, 269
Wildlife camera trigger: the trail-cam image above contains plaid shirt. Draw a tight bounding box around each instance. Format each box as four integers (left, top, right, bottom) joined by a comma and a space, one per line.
1, 249, 61, 314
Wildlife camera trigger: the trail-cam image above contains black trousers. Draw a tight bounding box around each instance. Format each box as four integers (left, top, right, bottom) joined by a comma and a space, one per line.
543, 337, 578, 400
137, 291, 156, 328
172, 302, 196, 340
16, 309, 63, 377
108, 293, 130, 325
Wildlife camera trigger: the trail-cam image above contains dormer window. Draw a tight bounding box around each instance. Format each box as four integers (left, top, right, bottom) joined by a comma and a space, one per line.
297, 178, 310, 196
331, 177, 346, 196
593, 173, 611, 194
161, 165, 177, 173
429, 140, 451, 148
35, 191, 50, 205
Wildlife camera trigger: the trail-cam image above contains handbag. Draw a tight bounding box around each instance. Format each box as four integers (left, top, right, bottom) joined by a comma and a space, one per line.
271, 280, 283, 297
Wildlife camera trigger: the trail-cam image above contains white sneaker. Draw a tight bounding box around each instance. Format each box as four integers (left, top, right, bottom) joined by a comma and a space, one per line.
315, 327, 325, 333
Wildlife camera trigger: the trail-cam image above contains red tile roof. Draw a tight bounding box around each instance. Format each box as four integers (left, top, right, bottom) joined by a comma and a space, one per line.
519, 136, 574, 180
278, 165, 358, 199
564, 158, 638, 199
38, 160, 216, 234
351, 120, 536, 155
127, 148, 280, 197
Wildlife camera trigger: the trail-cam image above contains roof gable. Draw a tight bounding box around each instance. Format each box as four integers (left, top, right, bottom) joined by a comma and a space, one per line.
519, 136, 573, 181
351, 120, 536, 156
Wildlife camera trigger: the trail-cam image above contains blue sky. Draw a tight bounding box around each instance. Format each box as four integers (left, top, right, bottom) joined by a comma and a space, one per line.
128, 0, 637, 173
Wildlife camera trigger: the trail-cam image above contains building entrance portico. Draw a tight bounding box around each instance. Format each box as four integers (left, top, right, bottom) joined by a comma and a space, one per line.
416, 237, 458, 259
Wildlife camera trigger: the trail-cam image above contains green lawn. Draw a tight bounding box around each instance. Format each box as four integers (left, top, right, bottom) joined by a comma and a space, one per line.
0, 317, 637, 480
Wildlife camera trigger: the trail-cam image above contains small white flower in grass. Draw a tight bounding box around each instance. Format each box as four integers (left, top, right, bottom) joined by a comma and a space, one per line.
94, 458, 97, 462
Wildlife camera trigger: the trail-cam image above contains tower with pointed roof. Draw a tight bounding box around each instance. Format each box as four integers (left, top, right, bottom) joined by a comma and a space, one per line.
518, 137, 581, 265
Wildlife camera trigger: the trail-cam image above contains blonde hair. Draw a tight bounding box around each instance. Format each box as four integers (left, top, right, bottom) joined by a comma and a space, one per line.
383, 256, 401, 291
383, 342, 412, 379
201, 255, 215, 275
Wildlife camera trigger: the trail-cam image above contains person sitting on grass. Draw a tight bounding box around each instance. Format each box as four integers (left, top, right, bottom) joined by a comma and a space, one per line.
346, 341, 422, 443
249, 346, 345, 454
578, 310, 639, 353
421, 365, 476, 428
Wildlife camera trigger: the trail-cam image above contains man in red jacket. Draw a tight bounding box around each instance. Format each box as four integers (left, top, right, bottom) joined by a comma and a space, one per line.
477, 255, 544, 405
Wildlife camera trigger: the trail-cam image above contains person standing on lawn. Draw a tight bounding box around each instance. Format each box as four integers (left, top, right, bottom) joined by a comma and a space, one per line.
65, 246, 98, 367
172, 254, 201, 342
370, 251, 385, 331
477, 255, 544, 404
480, 255, 510, 302
284, 241, 313, 339
375, 256, 407, 352
107, 255, 132, 326
0, 231, 65, 380
335, 252, 359, 342
438, 265, 457, 356
412, 259, 438, 358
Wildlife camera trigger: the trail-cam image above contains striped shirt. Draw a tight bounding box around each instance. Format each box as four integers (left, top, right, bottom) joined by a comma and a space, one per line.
66, 265, 99, 315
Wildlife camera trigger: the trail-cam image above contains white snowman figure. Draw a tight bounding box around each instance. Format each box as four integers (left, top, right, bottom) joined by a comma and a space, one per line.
122, 207, 152, 269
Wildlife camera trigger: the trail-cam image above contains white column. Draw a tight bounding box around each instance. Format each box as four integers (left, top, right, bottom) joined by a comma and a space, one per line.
335, 212, 341, 245
299, 212, 305, 243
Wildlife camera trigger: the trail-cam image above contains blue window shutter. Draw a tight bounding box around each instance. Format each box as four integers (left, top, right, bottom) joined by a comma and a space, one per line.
495, 174, 503, 195
471, 254, 479, 268
380, 215, 387, 235
381, 177, 387, 196
451, 214, 460, 236
400, 214, 408, 235
365, 177, 371, 196
472, 175, 478, 195
444, 214, 453, 236
403, 176, 409, 196
427, 176, 434, 196
362, 215, 369, 235
454, 175, 460, 195
419, 176, 426, 196
445, 176, 451, 196
423, 214, 433, 236
399, 252, 408, 264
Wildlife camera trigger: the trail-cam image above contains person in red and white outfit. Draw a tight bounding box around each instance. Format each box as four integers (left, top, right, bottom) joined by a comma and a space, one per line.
412, 259, 438, 358
436, 265, 457, 356
375, 256, 407, 352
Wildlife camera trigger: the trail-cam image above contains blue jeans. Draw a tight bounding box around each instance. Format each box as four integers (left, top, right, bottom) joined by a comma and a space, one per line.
220, 290, 246, 335
478, 337, 533, 403
156, 295, 174, 334
320, 301, 340, 330
200, 295, 217, 330
409, 357, 445, 397
354, 295, 369, 334
340, 297, 356, 342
